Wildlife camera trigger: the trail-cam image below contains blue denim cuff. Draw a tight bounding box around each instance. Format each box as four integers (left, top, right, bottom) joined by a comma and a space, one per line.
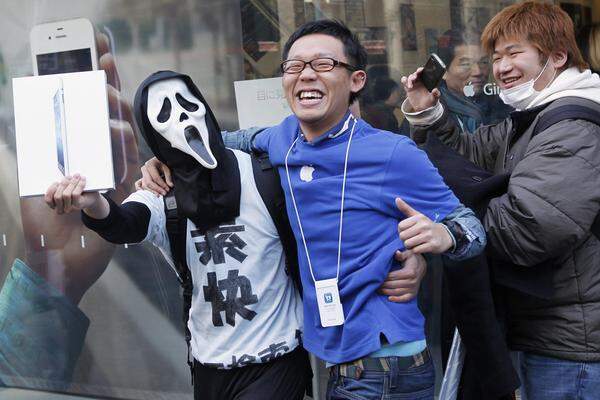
222, 127, 266, 153
442, 204, 486, 260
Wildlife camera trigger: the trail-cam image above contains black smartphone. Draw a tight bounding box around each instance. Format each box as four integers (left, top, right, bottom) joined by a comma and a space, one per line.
419, 53, 446, 92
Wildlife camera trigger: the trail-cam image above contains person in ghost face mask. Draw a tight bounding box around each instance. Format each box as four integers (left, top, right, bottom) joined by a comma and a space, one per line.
44, 71, 312, 400
401, 2, 600, 399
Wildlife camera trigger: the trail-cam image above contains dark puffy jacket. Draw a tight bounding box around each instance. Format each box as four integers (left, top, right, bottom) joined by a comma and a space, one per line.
412, 96, 600, 362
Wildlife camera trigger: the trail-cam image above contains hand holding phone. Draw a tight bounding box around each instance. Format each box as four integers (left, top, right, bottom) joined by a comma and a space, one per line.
401, 54, 446, 113
419, 53, 446, 92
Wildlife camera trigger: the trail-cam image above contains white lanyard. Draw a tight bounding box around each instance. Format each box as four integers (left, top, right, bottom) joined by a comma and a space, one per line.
284, 117, 358, 284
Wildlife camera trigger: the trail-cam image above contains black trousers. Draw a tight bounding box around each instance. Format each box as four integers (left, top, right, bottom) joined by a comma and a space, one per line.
193, 347, 312, 400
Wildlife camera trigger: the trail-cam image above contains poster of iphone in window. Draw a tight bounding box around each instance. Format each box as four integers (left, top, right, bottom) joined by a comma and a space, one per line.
13, 70, 114, 197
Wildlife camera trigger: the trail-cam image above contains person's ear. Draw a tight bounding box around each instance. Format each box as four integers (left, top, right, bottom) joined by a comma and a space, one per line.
551, 50, 568, 69
350, 70, 367, 94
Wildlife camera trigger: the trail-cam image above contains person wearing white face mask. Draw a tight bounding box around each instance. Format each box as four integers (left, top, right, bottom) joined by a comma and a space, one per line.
496, 56, 553, 110
401, 2, 600, 400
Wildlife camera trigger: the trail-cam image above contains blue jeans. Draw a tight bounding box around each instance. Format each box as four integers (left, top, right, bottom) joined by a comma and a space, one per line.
326, 355, 435, 400
518, 352, 600, 400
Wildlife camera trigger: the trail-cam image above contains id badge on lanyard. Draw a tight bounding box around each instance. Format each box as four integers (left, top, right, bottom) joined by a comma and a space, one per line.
315, 278, 345, 327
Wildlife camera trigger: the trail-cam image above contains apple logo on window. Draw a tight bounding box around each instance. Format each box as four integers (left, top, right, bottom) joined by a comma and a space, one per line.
463, 81, 475, 97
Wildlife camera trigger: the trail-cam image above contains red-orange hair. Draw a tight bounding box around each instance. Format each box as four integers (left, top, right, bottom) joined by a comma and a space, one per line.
481, 1, 588, 71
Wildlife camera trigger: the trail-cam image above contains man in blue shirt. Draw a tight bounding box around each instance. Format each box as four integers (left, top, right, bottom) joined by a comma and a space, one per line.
138, 20, 485, 400
240, 20, 482, 400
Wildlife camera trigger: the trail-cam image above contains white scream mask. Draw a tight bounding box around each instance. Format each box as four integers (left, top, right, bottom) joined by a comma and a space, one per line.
147, 78, 217, 169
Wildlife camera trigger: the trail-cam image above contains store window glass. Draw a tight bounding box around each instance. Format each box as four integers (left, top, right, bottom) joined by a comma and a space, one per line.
0, 1, 598, 399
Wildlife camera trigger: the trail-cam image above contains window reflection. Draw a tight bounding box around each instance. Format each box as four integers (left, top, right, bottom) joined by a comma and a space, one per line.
2, 1, 589, 399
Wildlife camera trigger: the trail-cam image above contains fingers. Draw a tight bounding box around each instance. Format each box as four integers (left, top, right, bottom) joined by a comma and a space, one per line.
400, 224, 433, 246
97, 32, 121, 91
70, 176, 87, 210
135, 178, 143, 191
46, 175, 89, 214
408, 242, 434, 255
45, 182, 60, 209
383, 266, 418, 282
395, 197, 418, 218
61, 175, 81, 213
107, 84, 135, 123
398, 214, 418, 232
52, 176, 72, 214
140, 158, 171, 196
401, 223, 453, 254
400, 67, 424, 90
96, 32, 110, 57
145, 160, 169, 191
140, 165, 166, 196
379, 284, 414, 296
161, 163, 174, 188
387, 294, 416, 303
393, 249, 415, 262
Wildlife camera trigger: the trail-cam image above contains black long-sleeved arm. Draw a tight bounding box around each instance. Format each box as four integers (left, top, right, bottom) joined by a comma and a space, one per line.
81, 195, 151, 244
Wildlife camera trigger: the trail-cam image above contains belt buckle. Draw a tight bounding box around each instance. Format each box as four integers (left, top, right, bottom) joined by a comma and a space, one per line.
353, 359, 364, 379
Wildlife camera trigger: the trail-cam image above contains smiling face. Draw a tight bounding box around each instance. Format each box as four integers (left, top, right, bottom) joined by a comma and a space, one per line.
282, 33, 366, 141
492, 36, 562, 92
147, 78, 217, 169
445, 44, 490, 95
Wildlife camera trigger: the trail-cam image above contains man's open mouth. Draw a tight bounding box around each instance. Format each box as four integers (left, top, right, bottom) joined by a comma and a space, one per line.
184, 125, 215, 166
501, 76, 521, 88
297, 90, 324, 104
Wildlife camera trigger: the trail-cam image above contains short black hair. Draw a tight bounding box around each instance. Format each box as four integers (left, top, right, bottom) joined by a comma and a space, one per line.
437, 29, 481, 66
282, 19, 368, 104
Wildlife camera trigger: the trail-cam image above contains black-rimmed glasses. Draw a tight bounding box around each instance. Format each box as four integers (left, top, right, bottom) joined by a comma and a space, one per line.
280, 57, 358, 74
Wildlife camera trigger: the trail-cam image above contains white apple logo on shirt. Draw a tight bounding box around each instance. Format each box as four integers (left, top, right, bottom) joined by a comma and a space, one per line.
300, 165, 315, 182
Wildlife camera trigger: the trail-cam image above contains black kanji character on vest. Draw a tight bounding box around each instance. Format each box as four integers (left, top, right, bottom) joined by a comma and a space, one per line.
192, 222, 248, 265
228, 354, 256, 368
258, 341, 290, 363
203, 270, 258, 327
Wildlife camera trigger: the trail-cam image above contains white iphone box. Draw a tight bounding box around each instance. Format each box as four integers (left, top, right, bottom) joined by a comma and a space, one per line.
13, 70, 114, 197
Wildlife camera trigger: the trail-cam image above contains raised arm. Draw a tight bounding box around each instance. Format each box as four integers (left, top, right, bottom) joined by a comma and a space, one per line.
400, 67, 505, 171
222, 127, 266, 152
46, 175, 152, 245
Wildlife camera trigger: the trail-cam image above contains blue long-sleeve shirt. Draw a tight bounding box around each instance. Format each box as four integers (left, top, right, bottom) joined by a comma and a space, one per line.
223, 127, 486, 260
226, 113, 484, 363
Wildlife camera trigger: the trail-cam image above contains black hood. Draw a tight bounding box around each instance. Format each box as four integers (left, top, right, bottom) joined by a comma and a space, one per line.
134, 70, 240, 233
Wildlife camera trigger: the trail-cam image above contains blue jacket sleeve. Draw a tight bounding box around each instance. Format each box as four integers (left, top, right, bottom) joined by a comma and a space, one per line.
441, 204, 487, 260
382, 138, 459, 222
221, 127, 267, 153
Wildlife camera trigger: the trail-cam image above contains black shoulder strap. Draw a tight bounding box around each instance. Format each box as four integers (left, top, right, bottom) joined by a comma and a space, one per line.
250, 151, 302, 296
533, 105, 600, 137
163, 191, 195, 383
533, 104, 600, 240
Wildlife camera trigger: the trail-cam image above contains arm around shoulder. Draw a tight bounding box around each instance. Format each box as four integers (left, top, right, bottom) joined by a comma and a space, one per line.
221, 127, 267, 153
